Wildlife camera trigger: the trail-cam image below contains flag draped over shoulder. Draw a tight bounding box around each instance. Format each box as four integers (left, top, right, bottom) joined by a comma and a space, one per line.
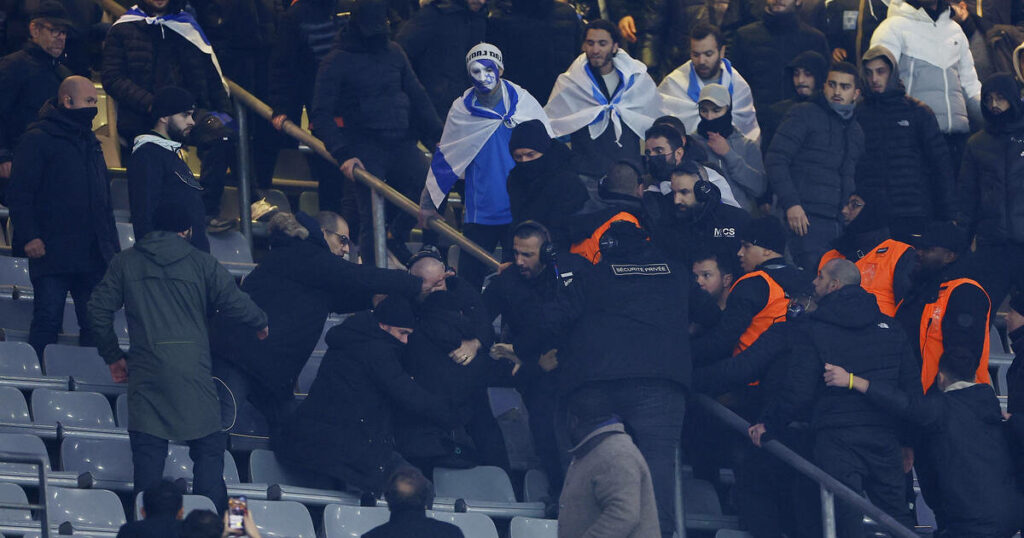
425, 80, 551, 208
544, 50, 661, 144
114, 6, 229, 96
659, 59, 761, 141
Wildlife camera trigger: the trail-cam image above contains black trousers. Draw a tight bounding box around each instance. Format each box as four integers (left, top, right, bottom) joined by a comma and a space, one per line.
520, 375, 565, 498
130, 430, 228, 513
460, 223, 511, 290
213, 359, 296, 439
28, 270, 104, 358
814, 427, 915, 538
733, 427, 820, 538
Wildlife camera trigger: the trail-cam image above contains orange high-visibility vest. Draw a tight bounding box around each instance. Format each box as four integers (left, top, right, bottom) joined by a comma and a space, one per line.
729, 270, 788, 355
918, 278, 991, 392
818, 239, 913, 316
570, 211, 641, 264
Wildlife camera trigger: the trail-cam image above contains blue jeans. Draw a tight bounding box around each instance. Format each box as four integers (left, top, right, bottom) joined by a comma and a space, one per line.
129, 430, 228, 513
568, 379, 687, 538
28, 271, 104, 358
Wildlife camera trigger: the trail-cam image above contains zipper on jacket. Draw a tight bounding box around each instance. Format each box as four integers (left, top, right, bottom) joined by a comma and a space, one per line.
907, 57, 916, 95
943, 66, 952, 132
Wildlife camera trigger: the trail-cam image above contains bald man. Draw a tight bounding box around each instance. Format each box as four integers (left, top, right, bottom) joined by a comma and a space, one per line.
7, 75, 120, 357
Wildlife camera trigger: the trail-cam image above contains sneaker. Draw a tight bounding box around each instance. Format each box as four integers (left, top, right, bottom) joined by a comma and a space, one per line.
206, 216, 234, 233
250, 198, 278, 221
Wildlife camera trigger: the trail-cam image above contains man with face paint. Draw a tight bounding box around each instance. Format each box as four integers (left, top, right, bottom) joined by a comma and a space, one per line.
421, 43, 551, 288
7, 76, 120, 358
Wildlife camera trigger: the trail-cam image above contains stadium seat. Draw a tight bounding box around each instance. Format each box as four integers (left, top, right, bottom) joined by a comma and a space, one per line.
0, 387, 30, 423
60, 437, 133, 484
0, 433, 50, 472
683, 478, 723, 516
0, 296, 35, 331
522, 469, 550, 503
433, 466, 517, 504
207, 231, 253, 265
246, 500, 315, 538
45, 487, 126, 531
115, 394, 128, 429
134, 491, 216, 521
321, 504, 389, 538
295, 356, 321, 395
165, 445, 240, 484
0, 482, 31, 523
0, 342, 41, 377
509, 516, 556, 538
0, 257, 31, 289
31, 389, 115, 429
110, 178, 130, 222
41, 345, 110, 384
427, 511, 499, 538
116, 222, 135, 250
298, 192, 319, 216
248, 449, 335, 490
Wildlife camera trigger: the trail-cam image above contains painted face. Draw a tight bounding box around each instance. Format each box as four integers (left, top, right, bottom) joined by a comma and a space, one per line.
468, 59, 499, 94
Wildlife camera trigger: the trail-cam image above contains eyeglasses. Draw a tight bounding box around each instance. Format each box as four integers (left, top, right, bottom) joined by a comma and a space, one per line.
845, 199, 865, 209
326, 230, 350, 246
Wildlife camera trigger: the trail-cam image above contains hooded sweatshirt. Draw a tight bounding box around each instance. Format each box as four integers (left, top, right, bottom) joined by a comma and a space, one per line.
761, 50, 827, 150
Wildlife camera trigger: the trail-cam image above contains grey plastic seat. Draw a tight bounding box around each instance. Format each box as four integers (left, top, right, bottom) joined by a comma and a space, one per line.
31, 389, 115, 428
433, 466, 517, 503
116, 222, 135, 250
295, 356, 321, 395
41, 345, 109, 383
0, 257, 31, 289
0, 297, 35, 331
427, 511, 498, 538
0, 482, 31, 523
522, 469, 550, 503
110, 178, 131, 222
298, 192, 319, 216
0, 387, 30, 423
115, 393, 128, 428
248, 449, 334, 489
134, 491, 216, 520
0, 342, 41, 377
207, 231, 253, 265
322, 504, 389, 538
60, 437, 133, 483
682, 478, 722, 515
46, 487, 126, 530
165, 445, 240, 484
246, 500, 315, 538
510, 516, 556, 538
0, 433, 50, 473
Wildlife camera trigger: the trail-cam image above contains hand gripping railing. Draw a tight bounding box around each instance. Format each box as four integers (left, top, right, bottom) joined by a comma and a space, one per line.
0, 450, 50, 538
693, 394, 919, 538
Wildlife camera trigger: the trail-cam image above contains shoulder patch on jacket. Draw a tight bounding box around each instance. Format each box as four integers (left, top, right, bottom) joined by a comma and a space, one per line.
610, 263, 671, 276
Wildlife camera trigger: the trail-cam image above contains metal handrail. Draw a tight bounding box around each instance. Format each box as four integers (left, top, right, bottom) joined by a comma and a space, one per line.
693, 394, 919, 538
0, 450, 50, 538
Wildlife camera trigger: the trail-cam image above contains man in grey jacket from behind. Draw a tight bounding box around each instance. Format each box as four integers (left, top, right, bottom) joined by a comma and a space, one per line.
558, 399, 660, 538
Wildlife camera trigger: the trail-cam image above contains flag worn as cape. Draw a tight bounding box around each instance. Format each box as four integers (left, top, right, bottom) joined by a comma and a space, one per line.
658, 59, 761, 141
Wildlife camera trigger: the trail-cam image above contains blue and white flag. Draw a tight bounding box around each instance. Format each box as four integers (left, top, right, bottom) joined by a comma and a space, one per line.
113, 6, 229, 96
658, 59, 760, 141
544, 50, 661, 144
425, 80, 551, 208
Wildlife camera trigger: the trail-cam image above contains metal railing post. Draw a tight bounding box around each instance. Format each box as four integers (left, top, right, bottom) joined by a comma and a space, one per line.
233, 99, 253, 248
371, 190, 387, 268
820, 485, 836, 538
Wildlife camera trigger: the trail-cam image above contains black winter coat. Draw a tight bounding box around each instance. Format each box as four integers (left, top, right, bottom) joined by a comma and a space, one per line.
648, 185, 751, 267
210, 230, 422, 400
486, 0, 581, 103
126, 135, 210, 252
865, 382, 1022, 536
957, 115, 1024, 244
394, 0, 486, 118
275, 312, 458, 491
363, 510, 464, 538
855, 89, 954, 221
784, 285, 922, 431
101, 6, 230, 138
0, 42, 69, 162
728, 11, 829, 110
1008, 326, 1024, 414
310, 30, 443, 164
7, 101, 119, 276
766, 93, 863, 220
506, 141, 588, 246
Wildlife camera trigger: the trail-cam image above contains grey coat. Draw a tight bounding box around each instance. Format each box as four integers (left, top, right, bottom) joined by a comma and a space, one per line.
690, 130, 767, 213
558, 422, 660, 538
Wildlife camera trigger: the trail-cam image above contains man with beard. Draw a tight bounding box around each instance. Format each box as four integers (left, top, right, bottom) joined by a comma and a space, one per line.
759, 50, 826, 151
855, 46, 954, 242
126, 86, 210, 252
505, 119, 589, 247
642, 123, 739, 209
659, 23, 760, 142
419, 43, 550, 287
313, 0, 442, 267
766, 62, 864, 271
7, 76, 119, 357
545, 19, 661, 187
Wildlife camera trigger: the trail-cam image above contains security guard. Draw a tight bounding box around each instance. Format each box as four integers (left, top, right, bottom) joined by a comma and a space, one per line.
536, 220, 691, 538
818, 194, 915, 316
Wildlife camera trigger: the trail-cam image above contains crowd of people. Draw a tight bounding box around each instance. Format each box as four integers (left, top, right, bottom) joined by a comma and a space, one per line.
2, 0, 1024, 536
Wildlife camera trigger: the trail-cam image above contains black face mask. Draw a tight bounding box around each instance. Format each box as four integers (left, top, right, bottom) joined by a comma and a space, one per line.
697, 109, 734, 138
63, 106, 98, 127
644, 154, 674, 182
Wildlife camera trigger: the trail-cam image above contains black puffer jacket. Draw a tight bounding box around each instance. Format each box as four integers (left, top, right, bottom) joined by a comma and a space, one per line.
957, 74, 1024, 244
0, 42, 70, 162
766, 92, 864, 220
101, 2, 230, 138
648, 180, 751, 267
506, 141, 589, 246
7, 101, 119, 276
394, 0, 485, 117
310, 28, 442, 164
785, 285, 922, 431
486, 0, 581, 103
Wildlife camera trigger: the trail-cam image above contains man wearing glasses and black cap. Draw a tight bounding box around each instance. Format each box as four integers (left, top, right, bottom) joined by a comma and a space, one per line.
0, 0, 73, 188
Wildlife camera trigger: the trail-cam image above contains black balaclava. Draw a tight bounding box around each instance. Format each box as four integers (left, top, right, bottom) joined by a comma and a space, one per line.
351, 0, 390, 51
981, 73, 1024, 134
697, 107, 735, 138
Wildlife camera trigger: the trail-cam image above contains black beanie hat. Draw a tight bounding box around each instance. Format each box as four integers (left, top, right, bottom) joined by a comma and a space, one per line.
739, 215, 786, 255
912, 221, 969, 254
373, 295, 416, 329
509, 120, 551, 154
151, 86, 195, 120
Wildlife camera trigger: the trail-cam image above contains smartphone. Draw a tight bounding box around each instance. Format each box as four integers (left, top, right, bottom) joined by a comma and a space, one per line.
228, 496, 247, 534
